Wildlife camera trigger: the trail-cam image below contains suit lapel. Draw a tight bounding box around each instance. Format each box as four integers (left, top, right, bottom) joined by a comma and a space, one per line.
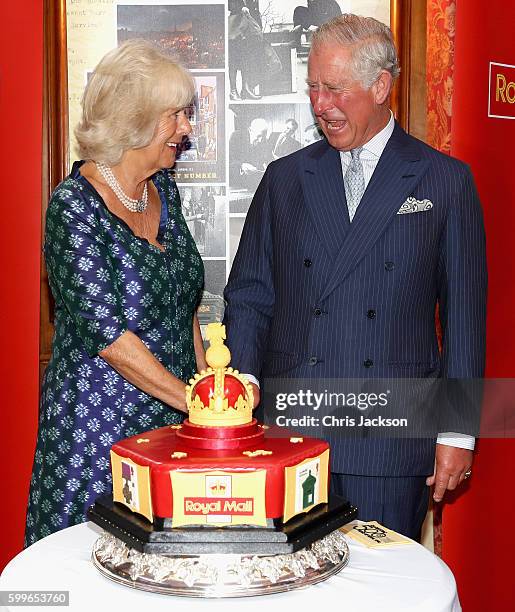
318, 124, 430, 302
300, 140, 350, 257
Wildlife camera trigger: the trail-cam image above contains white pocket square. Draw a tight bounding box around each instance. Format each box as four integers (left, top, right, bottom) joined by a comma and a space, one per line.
397, 197, 433, 214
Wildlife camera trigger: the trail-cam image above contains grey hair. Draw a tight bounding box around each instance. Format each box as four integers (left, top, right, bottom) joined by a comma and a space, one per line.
311, 14, 400, 89
75, 39, 194, 165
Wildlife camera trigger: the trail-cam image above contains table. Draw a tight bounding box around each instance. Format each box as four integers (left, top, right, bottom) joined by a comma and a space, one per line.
0, 522, 460, 612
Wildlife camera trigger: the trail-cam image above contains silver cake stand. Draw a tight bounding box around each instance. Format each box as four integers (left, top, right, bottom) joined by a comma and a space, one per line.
92, 530, 350, 598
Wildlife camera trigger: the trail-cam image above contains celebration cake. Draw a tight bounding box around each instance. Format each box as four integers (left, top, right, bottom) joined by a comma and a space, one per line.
89, 323, 356, 595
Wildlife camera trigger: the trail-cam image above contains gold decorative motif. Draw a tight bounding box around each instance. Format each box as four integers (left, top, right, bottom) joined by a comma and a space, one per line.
171, 451, 188, 459
427, 0, 456, 154
136, 438, 150, 444
290, 437, 304, 443
205, 322, 231, 369
208, 480, 227, 495
243, 450, 273, 457
185, 323, 253, 427
259, 424, 270, 429
169, 425, 182, 430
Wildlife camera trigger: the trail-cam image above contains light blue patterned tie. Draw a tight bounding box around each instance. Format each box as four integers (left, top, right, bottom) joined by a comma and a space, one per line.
344, 147, 365, 222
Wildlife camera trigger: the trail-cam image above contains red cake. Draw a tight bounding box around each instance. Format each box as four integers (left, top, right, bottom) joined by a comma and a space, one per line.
108, 323, 330, 528
110, 421, 329, 527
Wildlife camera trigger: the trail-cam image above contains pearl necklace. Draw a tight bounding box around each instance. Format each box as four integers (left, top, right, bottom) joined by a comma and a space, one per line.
96, 162, 148, 213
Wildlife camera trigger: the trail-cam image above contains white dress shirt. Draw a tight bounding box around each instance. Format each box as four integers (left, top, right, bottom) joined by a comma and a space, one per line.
339, 110, 395, 198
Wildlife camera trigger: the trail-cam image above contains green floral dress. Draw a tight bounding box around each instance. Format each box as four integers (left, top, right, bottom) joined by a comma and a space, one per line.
25, 162, 204, 545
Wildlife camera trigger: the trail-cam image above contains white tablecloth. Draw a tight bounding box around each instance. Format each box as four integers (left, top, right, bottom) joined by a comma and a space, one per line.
0, 522, 460, 612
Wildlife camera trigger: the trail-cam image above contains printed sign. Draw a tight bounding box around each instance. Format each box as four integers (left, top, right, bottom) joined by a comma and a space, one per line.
342, 521, 413, 548
170, 469, 267, 527
283, 449, 329, 523
488, 62, 515, 119
111, 451, 153, 522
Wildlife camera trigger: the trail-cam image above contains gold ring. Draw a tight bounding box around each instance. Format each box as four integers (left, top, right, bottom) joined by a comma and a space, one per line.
464, 469, 472, 479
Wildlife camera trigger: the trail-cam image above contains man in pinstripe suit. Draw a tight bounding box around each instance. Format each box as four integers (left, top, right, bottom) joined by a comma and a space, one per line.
223, 15, 487, 539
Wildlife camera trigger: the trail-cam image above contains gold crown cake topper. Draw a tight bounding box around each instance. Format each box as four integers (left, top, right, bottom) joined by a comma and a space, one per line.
185, 323, 254, 426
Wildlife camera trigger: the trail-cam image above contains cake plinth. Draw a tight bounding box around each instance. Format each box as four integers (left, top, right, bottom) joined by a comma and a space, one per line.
88, 493, 357, 555
91, 529, 351, 598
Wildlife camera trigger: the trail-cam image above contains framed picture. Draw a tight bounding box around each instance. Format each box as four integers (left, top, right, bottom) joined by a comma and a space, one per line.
40, 0, 424, 372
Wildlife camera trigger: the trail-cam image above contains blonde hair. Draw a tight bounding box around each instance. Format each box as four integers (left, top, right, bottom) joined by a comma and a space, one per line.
75, 39, 194, 164
311, 14, 400, 89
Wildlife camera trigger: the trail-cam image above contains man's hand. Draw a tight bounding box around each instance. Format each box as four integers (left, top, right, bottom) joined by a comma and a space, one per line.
426, 445, 473, 502
249, 382, 260, 409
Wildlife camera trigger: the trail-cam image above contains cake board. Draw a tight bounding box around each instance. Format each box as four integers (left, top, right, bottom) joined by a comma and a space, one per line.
88, 493, 357, 555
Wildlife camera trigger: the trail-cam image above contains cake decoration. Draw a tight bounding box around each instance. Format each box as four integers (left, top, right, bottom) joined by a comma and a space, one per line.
110, 453, 153, 522
186, 322, 254, 427
283, 451, 329, 523
89, 322, 357, 597
171, 451, 188, 459
242, 449, 273, 457
170, 469, 267, 527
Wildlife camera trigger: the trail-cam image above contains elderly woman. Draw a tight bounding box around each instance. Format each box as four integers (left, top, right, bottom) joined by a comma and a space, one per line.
25, 40, 206, 545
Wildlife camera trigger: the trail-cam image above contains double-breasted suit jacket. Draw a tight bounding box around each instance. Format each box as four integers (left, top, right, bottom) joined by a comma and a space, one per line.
223, 123, 487, 476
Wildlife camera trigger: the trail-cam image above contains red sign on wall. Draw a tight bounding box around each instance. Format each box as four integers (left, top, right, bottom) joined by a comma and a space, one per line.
488, 62, 515, 119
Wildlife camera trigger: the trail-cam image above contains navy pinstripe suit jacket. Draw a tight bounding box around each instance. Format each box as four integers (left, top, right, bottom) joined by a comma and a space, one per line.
223, 123, 487, 476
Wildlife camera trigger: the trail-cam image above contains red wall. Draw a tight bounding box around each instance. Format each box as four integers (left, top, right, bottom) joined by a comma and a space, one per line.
0, 2, 43, 569
443, 1, 515, 610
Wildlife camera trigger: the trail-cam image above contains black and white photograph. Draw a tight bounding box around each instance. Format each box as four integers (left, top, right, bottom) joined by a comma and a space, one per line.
179, 186, 227, 257
228, 102, 322, 213
118, 4, 225, 69
228, 1, 389, 102
198, 259, 226, 327
173, 72, 226, 183
228, 0, 346, 102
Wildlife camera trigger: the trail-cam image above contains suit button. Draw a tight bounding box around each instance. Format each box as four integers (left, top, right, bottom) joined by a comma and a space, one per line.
308, 356, 318, 366
385, 261, 395, 271
364, 359, 374, 368
304, 258, 312, 267
367, 309, 376, 319
314, 307, 322, 317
